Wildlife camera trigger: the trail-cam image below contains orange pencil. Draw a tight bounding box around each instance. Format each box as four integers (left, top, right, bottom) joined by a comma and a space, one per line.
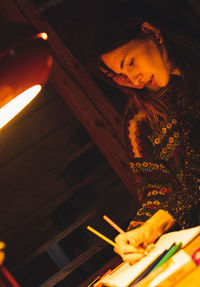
103, 215, 126, 235
103, 215, 153, 255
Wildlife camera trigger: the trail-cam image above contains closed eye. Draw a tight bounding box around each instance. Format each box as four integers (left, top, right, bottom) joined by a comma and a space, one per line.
129, 58, 134, 67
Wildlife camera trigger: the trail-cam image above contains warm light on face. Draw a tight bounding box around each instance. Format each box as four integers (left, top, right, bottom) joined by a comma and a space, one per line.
0, 85, 41, 129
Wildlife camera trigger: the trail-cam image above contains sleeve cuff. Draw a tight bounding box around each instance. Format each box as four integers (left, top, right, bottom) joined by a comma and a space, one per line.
127, 220, 145, 231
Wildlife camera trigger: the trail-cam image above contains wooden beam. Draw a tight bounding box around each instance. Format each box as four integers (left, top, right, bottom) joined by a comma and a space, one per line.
77, 256, 122, 287
67, 141, 95, 166
12, 208, 97, 271
10, 179, 124, 269
39, 242, 107, 287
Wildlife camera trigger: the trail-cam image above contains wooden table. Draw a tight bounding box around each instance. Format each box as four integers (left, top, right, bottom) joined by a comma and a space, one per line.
174, 233, 200, 287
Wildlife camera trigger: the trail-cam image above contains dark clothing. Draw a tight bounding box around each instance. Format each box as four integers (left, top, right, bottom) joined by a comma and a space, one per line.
125, 78, 200, 230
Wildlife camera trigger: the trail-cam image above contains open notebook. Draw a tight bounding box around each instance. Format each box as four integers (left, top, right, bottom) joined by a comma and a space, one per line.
94, 225, 200, 287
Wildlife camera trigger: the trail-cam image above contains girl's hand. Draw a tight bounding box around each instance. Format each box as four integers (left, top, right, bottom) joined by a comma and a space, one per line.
114, 209, 175, 264
114, 223, 157, 264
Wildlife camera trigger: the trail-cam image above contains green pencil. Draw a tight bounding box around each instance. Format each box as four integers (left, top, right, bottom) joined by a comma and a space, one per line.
151, 242, 182, 271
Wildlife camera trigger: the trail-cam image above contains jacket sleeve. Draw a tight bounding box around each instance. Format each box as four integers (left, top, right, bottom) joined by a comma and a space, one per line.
125, 109, 200, 230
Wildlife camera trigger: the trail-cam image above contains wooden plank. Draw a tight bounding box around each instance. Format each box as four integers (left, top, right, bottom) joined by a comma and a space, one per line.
50, 60, 137, 196
175, 266, 200, 287
183, 233, 200, 256
37, 0, 65, 12
7, 179, 128, 269
4, 177, 91, 266
67, 141, 95, 165
39, 242, 107, 287
0, 120, 82, 234
2, 176, 90, 239
7, 217, 59, 267
77, 256, 122, 287
0, 0, 137, 198
12, 208, 97, 271
9, 178, 123, 269
0, 96, 74, 166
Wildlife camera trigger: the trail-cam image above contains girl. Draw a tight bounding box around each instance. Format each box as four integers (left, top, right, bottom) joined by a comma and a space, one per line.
94, 1, 200, 264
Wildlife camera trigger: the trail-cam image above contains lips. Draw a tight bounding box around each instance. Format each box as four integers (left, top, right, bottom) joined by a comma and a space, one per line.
148, 75, 153, 85
145, 75, 154, 88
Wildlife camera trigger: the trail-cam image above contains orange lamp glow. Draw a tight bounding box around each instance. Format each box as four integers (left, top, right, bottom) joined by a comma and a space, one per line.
0, 22, 53, 129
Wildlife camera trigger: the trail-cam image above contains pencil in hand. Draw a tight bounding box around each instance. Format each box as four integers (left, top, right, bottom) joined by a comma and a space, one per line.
103, 215, 155, 255
103, 215, 126, 235
87, 225, 116, 247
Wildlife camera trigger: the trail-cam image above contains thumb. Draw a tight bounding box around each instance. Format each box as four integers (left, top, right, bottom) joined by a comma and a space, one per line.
126, 226, 151, 247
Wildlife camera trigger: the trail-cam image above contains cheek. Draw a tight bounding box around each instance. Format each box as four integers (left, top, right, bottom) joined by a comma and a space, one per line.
156, 68, 171, 87
146, 53, 170, 87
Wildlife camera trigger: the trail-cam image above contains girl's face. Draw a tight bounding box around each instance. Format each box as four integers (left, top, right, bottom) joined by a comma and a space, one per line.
101, 37, 172, 92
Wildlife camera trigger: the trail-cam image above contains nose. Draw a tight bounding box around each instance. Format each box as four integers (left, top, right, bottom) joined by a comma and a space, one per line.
130, 73, 144, 88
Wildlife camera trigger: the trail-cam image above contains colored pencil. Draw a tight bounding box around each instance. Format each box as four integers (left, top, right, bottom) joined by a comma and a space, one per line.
87, 276, 100, 287
103, 215, 126, 234
87, 225, 116, 247
151, 242, 182, 271
127, 243, 176, 286
103, 215, 154, 255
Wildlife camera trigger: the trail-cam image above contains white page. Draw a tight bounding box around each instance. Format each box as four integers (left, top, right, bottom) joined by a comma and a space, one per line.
98, 226, 200, 287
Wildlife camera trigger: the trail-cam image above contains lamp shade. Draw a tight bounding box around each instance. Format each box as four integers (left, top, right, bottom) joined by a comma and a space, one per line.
0, 22, 53, 129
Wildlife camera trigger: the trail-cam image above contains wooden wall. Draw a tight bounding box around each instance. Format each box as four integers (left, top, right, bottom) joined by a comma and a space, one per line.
0, 0, 137, 286
0, 80, 133, 286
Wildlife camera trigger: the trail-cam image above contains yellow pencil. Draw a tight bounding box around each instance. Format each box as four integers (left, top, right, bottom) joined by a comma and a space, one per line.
87, 225, 116, 247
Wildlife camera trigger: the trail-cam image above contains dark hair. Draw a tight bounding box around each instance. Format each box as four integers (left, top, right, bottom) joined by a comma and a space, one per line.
90, 2, 200, 127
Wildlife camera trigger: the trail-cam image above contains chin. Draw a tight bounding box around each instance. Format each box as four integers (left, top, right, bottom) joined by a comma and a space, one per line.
148, 85, 161, 92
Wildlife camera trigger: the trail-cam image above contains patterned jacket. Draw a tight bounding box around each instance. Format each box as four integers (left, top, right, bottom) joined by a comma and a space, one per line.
125, 79, 200, 230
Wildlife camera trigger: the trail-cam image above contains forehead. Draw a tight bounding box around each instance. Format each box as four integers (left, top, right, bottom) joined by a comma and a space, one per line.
101, 39, 142, 73
101, 42, 129, 73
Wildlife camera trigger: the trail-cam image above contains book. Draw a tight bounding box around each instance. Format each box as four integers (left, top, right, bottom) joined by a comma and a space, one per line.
135, 249, 197, 287
94, 225, 200, 287
128, 243, 178, 286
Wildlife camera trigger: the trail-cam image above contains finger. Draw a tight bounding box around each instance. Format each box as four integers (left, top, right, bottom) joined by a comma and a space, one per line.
123, 252, 145, 264
118, 234, 145, 253
115, 236, 145, 255
126, 228, 147, 245
115, 234, 128, 245
124, 234, 138, 246
115, 233, 142, 249
114, 246, 125, 259
145, 243, 155, 254
119, 244, 145, 254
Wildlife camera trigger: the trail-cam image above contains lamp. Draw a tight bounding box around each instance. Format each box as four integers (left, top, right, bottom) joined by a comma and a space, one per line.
0, 21, 53, 129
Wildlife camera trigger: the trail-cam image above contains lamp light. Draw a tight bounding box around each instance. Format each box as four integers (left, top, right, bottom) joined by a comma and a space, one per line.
0, 21, 53, 129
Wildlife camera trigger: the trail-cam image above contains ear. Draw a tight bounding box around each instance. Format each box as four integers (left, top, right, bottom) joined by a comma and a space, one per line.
141, 22, 161, 40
